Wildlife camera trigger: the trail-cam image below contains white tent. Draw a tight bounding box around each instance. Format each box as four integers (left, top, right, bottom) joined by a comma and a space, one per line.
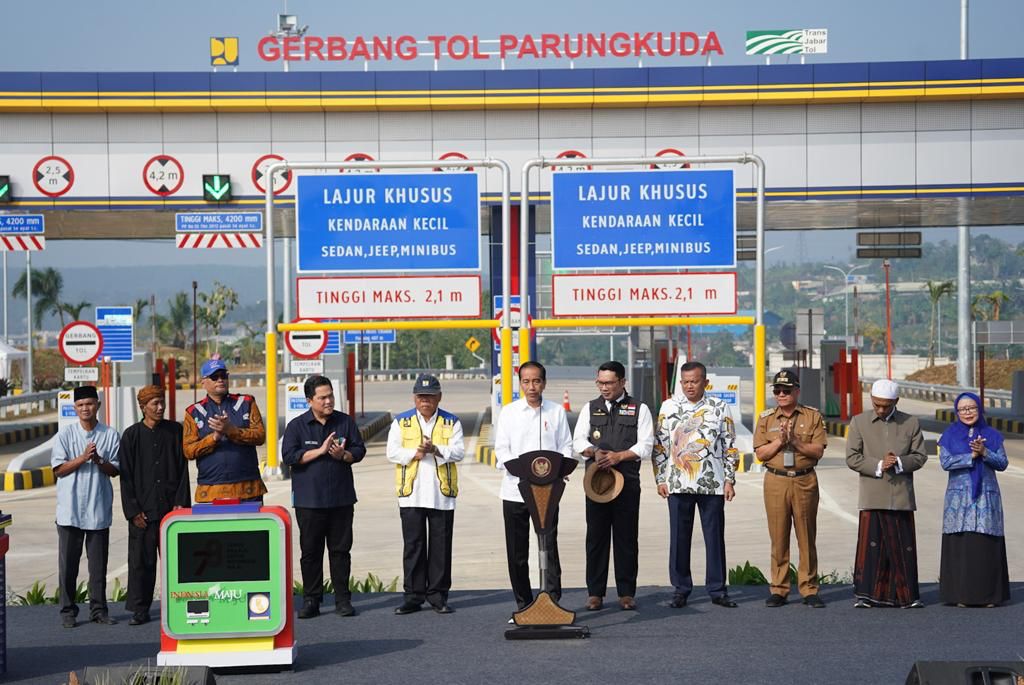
0, 340, 28, 380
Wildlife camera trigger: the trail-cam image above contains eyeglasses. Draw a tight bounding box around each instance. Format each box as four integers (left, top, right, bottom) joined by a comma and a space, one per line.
595, 380, 622, 388
207, 372, 229, 381
957, 406, 979, 414
772, 387, 794, 395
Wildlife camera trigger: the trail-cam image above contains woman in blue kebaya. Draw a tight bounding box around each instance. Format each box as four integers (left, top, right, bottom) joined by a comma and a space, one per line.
937, 392, 1010, 607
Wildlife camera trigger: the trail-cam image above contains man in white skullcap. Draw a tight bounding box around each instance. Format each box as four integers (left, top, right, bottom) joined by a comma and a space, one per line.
845, 378, 927, 608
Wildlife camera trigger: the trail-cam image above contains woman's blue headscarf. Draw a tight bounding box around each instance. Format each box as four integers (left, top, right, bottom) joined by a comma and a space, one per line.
937, 392, 1004, 500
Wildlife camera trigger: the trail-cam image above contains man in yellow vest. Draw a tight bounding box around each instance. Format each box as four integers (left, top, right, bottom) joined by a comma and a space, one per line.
386, 374, 465, 615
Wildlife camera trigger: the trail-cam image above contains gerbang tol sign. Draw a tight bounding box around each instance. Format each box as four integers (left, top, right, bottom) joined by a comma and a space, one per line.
258, 31, 724, 63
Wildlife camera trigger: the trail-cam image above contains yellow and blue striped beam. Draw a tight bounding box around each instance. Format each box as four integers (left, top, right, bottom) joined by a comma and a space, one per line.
2, 58, 1022, 113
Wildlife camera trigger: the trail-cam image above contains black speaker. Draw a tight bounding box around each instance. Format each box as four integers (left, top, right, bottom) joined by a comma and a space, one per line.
82, 665, 215, 685
905, 661, 1023, 685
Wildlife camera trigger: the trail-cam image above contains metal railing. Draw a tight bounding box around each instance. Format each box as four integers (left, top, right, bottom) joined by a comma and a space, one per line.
861, 379, 1012, 408
0, 390, 59, 417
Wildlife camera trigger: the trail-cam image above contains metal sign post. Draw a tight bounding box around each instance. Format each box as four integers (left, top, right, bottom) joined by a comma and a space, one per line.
264, 158, 511, 474
519, 153, 767, 417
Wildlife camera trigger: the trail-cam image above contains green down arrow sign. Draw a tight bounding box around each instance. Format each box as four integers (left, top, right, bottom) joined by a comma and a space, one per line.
203, 174, 231, 201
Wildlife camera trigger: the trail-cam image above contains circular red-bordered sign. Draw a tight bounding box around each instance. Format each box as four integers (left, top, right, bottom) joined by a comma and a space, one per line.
33, 155, 75, 197
554, 150, 592, 171
650, 148, 691, 170
341, 152, 379, 173
58, 320, 104, 365
492, 306, 533, 346
251, 153, 293, 195
285, 319, 328, 359
435, 152, 473, 172
142, 154, 185, 196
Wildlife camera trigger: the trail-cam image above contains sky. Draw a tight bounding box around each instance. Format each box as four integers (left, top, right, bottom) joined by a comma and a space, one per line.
2, 0, 1023, 323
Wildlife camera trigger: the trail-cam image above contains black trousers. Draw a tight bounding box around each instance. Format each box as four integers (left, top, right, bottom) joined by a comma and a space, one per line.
57, 525, 109, 619
586, 479, 641, 598
503, 500, 560, 609
295, 505, 354, 603
399, 507, 455, 605
667, 493, 727, 598
125, 521, 161, 616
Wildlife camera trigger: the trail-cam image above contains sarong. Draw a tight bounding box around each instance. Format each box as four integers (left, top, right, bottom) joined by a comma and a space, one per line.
853, 509, 920, 607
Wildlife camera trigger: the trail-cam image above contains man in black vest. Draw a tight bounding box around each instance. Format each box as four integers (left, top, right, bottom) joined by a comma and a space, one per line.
572, 361, 655, 611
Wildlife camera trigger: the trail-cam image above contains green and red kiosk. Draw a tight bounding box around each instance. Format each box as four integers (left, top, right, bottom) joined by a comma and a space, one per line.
158, 501, 295, 669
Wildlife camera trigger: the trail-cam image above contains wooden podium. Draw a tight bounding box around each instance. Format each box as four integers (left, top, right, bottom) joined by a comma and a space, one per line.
502, 450, 589, 640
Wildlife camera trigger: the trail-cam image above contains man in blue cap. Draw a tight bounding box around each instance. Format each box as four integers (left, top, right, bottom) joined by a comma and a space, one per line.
386, 374, 464, 615
183, 358, 267, 503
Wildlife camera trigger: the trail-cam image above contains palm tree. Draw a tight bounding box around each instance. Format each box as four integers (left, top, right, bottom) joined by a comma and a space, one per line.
985, 290, 1010, 321
12, 266, 66, 328
133, 297, 149, 324
164, 292, 192, 349
926, 280, 954, 366
971, 294, 989, 321
61, 301, 91, 322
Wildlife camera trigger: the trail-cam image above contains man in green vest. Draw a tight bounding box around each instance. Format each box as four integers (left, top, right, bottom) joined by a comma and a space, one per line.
386, 374, 465, 615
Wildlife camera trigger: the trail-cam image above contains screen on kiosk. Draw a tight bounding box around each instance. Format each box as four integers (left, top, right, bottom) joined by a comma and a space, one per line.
177, 530, 270, 583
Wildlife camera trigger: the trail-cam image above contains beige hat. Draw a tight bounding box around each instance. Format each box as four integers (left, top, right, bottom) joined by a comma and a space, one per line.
583, 461, 624, 504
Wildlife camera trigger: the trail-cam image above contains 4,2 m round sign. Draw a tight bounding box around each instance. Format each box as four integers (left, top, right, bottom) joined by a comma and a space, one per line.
58, 321, 104, 365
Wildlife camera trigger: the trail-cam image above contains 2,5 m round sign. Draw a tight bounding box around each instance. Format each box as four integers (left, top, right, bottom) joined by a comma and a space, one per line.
58, 321, 104, 365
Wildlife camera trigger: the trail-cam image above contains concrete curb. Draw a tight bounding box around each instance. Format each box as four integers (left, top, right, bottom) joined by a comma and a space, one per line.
475, 421, 495, 467
0, 421, 57, 446
359, 412, 393, 442
3, 465, 55, 491
935, 409, 1024, 435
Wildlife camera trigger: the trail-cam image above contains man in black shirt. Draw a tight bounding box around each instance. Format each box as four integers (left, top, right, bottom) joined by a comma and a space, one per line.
119, 385, 191, 625
282, 375, 366, 619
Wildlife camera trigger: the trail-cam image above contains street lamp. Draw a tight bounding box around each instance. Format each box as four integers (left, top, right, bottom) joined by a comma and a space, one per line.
823, 263, 867, 346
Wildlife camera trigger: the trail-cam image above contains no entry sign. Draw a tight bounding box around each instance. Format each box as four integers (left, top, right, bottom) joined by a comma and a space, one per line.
284, 319, 328, 359
58, 321, 103, 365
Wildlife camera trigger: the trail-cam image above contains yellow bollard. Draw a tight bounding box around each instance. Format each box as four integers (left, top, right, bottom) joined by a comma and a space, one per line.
501, 327, 513, 405
265, 331, 278, 473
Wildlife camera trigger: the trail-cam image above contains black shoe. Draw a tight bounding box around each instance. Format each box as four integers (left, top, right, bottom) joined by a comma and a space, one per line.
335, 600, 356, 617
765, 593, 787, 608
803, 594, 825, 609
853, 598, 872, 608
91, 614, 118, 625
711, 595, 738, 608
431, 603, 454, 614
297, 599, 320, 619
128, 613, 150, 626
61, 614, 76, 629
669, 594, 688, 609
395, 600, 423, 615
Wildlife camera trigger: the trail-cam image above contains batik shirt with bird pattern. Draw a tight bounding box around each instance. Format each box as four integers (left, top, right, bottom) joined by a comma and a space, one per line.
654, 394, 738, 495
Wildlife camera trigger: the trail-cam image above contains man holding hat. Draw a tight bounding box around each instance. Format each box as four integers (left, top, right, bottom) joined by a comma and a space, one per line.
386, 374, 465, 616
753, 369, 827, 608
846, 378, 927, 608
51, 385, 121, 628
183, 358, 267, 503
572, 361, 654, 611
282, 375, 366, 619
119, 385, 191, 625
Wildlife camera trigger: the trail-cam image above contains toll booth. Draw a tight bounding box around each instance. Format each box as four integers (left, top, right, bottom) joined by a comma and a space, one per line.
158, 502, 295, 670
820, 339, 847, 418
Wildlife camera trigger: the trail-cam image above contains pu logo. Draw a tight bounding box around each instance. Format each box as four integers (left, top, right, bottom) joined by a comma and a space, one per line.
211, 37, 239, 66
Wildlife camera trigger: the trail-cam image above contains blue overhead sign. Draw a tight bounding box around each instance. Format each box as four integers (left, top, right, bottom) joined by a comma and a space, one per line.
95, 306, 134, 363
551, 169, 735, 270
175, 212, 263, 232
295, 173, 480, 273
0, 214, 44, 234
342, 329, 397, 344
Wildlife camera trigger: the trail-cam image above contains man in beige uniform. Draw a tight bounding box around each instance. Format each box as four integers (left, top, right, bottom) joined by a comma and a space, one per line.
753, 370, 828, 608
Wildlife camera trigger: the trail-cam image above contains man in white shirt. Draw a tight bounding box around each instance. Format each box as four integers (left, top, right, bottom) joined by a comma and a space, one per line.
387, 374, 465, 615
572, 361, 654, 611
494, 361, 575, 610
